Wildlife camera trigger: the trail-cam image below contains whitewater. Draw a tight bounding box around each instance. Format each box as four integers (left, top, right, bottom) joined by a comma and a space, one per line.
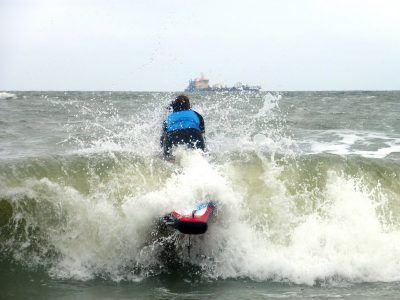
1, 91, 400, 299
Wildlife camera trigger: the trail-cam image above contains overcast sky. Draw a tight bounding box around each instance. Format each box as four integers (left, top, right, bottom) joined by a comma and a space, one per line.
1, 0, 400, 91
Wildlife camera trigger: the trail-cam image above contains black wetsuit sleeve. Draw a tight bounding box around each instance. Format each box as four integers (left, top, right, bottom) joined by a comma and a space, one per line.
160, 120, 167, 147
194, 111, 205, 134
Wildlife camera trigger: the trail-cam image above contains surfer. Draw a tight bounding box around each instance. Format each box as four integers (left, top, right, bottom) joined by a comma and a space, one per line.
160, 94, 205, 158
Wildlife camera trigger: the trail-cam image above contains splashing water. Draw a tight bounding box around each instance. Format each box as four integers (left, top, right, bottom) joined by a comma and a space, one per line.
1, 91, 400, 288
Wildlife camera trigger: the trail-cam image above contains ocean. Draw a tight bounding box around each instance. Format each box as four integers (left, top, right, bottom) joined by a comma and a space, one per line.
1, 91, 400, 299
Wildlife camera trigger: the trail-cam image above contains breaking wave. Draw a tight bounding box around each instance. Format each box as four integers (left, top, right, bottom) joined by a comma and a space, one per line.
1, 92, 400, 285
0, 92, 17, 100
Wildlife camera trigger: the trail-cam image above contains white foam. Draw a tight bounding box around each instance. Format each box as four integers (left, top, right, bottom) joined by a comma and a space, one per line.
354, 142, 400, 159
4, 151, 242, 281
0, 92, 16, 100
307, 130, 400, 158
201, 171, 400, 285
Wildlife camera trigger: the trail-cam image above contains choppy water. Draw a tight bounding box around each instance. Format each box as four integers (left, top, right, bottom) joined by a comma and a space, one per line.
1, 91, 400, 299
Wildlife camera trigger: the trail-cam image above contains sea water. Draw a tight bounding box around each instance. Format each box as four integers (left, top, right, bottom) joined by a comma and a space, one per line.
1, 91, 400, 299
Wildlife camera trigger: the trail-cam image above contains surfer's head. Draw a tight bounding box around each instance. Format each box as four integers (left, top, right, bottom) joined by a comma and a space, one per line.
171, 94, 190, 112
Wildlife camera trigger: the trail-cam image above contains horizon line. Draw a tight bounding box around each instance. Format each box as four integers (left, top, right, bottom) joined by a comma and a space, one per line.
2, 89, 400, 93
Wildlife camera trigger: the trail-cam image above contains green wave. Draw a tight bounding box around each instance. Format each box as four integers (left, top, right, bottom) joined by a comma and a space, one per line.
1, 150, 400, 282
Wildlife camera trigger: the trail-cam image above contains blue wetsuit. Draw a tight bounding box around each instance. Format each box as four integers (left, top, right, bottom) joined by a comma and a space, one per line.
161, 110, 205, 157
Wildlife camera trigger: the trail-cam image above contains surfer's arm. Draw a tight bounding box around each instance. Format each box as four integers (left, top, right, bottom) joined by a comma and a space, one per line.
160, 121, 167, 147
195, 111, 205, 134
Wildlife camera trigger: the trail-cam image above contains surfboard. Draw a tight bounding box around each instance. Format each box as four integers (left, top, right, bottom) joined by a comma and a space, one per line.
163, 201, 216, 234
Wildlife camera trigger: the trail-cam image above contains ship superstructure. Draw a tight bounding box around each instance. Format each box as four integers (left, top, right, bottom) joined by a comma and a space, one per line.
185, 74, 210, 92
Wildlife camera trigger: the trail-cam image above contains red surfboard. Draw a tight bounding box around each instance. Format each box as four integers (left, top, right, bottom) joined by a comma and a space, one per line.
163, 202, 216, 234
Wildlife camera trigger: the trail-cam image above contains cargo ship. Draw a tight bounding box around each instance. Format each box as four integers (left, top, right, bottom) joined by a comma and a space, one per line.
185, 74, 261, 92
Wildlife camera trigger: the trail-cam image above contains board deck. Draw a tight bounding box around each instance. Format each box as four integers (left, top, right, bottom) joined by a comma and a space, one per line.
163, 202, 216, 234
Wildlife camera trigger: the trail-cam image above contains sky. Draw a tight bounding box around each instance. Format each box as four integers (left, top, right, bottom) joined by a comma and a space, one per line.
1, 0, 400, 91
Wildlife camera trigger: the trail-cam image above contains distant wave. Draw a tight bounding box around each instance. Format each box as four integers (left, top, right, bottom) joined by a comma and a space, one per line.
0, 92, 17, 100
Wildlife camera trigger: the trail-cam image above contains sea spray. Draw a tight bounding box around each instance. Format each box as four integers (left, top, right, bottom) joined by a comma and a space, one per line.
1, 91, 400, 287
